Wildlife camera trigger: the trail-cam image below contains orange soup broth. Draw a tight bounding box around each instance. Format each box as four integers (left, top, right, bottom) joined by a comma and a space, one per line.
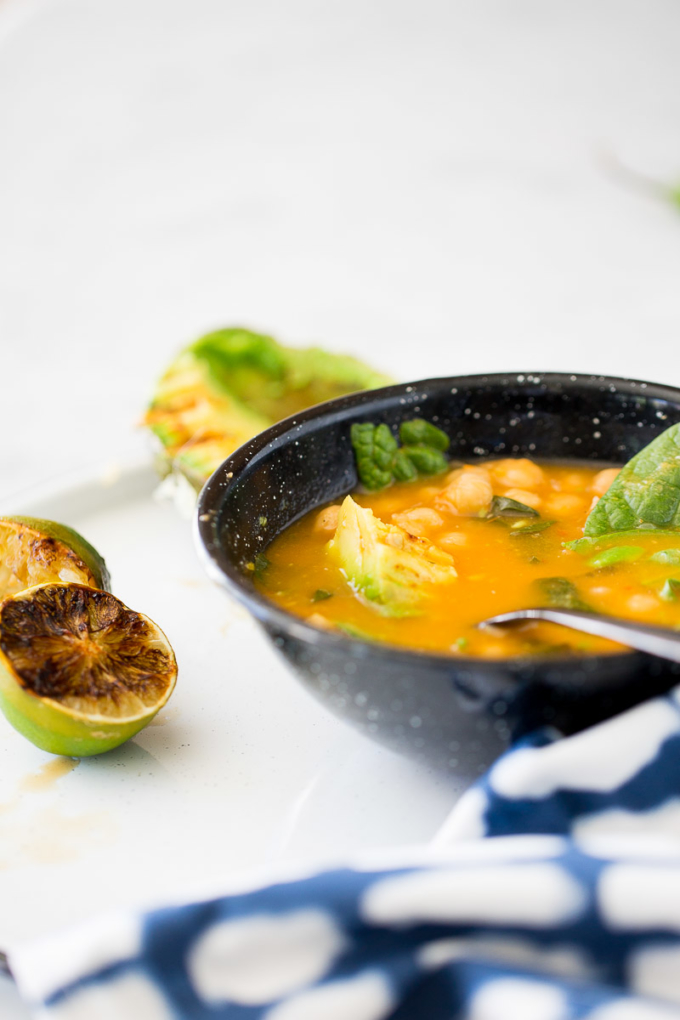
256, 461, 680, 658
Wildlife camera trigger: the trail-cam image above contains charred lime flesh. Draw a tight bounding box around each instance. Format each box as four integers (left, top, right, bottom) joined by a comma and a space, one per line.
0, 516, 110, 596
0, 583, 176, 755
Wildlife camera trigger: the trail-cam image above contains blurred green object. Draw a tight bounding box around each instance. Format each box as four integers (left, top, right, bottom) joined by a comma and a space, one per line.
144, 327, 392, 489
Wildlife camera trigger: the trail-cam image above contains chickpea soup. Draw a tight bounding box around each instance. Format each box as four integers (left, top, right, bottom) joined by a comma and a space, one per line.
253, 414, 680, 658
253, 455, 680, 659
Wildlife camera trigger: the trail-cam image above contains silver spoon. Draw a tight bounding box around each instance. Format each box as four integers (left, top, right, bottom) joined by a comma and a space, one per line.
480, 608, 680, 663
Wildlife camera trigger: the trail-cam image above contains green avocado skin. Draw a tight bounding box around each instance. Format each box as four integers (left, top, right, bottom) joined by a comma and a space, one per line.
584, 423, 680, 537
146, 328, 393, 489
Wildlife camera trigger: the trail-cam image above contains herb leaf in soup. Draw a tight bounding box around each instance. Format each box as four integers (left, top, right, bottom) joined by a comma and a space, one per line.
588, 545, 644, 569
584, 422, 680, 536
351, 418, 451, 490
567, 531, 680, 554
509, 519, 555, 536
401, 444, 448, 476
535, 577, 593, 612
351, 423, 398, 490
486, 495, 540, 520
660, 579, 680, 601
399, 419, 450, 451
393, 449, 418, 482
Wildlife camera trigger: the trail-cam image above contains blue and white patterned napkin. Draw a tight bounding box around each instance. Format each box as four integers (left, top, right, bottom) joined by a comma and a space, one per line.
10, 687, 680, 1019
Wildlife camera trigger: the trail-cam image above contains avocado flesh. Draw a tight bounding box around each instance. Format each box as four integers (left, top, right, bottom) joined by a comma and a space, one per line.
327, 496, 457, 617
145, 328, 392, 489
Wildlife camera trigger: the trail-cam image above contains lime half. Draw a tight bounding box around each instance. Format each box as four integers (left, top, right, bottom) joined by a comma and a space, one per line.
0, 516, 110, 596
0, 583, 176, 756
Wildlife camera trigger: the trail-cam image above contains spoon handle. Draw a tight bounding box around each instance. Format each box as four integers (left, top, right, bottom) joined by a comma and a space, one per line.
484, 608, 680, 664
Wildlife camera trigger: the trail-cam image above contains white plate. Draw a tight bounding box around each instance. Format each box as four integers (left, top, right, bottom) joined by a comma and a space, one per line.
0, 462, 462, 958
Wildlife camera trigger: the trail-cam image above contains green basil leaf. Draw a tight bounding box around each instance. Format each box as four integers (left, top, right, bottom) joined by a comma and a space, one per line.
584, 423, 680, 536
392, 448, 418, 482
535, 577, 593, 612
509, 519, 555, 536
486, 495, 540, 520
350, 422, 397, 490
312, 589, 333, 602
399, 418, 450, 451
588, 545, 644, 569
567, 531, 680, 554
401, 444, 449, 475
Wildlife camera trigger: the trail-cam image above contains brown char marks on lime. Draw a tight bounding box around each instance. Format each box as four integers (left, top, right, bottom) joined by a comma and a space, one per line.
0, 585, 172, 706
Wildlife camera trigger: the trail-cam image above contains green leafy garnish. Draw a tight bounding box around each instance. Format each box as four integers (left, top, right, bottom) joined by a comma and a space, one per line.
350, 418, 451, 491
509, 519, 555, 536
312, 589, 333, 602
535, 577, 593, 612
401, 444, 449, 476
660, 579, 680, 602
584, 423, 680, 536
399, 419, 450, 451
567, 531, 680, 554
393, 449, 418, 482
650, 549, 680, 565
248, 552, 270, 579
588, 545, 644, 569
486, 495, 539, 520
350, 423, 398, 490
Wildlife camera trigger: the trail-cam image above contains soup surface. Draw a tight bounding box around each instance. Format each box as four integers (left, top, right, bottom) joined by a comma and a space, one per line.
255, 459, 680, 658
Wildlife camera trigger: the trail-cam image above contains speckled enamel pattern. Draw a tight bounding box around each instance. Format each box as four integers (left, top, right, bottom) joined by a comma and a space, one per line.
11, 682, 680, 1018
197, 374, 680, 772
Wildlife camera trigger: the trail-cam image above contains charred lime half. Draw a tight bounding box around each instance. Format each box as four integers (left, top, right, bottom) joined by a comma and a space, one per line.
0, 583, 176, 756
0, 516, 110, 596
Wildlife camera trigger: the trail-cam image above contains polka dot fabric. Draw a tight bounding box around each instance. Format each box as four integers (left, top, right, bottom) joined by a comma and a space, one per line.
11, 689, 680, 1019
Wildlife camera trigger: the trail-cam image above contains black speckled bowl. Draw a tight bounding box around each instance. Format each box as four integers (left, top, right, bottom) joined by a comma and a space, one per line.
196, 373, 680, 774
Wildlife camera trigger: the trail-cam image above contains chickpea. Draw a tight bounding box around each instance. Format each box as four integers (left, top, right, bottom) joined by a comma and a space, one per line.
627, 594, 659, 614
502, 488, 542, 510
543, 493, 586, 516
593, 468, 620, 496
392, 507, 444, 536
418, 486, 445, 501
557, 470, 592, 493
307, 613, 335, 631
314, 505, 341, 533
444, 464, 491, 485
439, 531, 468, 550
489, 458, 545, 490
435, 467, 494, 517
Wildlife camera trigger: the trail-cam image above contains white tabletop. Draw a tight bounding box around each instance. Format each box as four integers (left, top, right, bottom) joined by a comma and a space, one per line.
1, 0, 680, 501
0, 1, 679, 1014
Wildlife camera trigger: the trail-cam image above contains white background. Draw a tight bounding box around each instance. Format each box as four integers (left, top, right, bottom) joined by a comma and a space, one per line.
0, 2, 679, 1015
1, 0, 680, 501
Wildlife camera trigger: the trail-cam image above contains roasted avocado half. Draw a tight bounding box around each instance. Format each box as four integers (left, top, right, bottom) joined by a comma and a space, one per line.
327, 495, 457, 617
144, 327, 392, 489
